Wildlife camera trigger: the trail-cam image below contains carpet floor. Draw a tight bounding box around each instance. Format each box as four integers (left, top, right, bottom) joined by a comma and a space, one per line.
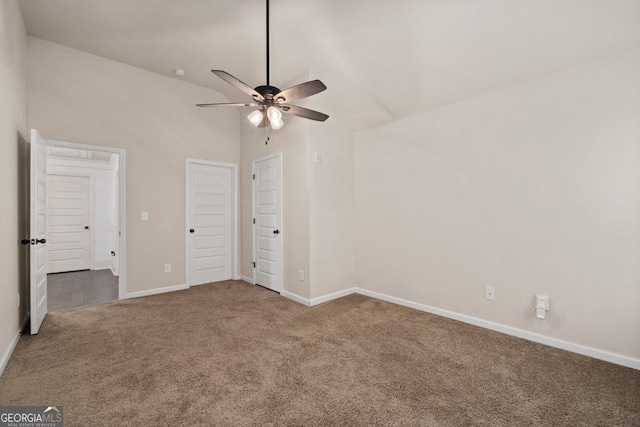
0, 280, 638, 426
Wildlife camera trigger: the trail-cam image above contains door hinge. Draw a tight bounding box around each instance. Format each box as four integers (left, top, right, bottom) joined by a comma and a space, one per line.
252, 262, 256, 268
253, 218, 255, 224
252, 174, 255, 180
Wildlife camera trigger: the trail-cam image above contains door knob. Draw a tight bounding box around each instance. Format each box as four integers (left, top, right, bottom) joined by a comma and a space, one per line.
273, 229, 280, 235
189, 229, 195, 233
21, 239, 29, 245
35, 238, 46, 244
84, 226, 89, 230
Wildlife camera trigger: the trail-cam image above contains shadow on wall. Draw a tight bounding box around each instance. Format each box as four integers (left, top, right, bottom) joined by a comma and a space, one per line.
17, 132, 29, 331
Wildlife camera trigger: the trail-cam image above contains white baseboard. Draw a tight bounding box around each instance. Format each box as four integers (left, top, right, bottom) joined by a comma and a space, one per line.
93, 261, 111, 270
281, 290, 310, 306
282, 287, 358, 307
310, 287, 357, 306
355, 288, 640, 371
0, 330, 22, 378
241, 275, 255, 284
125, 283, 189, 299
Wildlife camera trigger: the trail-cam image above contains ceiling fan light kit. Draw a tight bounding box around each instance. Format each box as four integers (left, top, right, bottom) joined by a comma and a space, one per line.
196, 0, 328, 131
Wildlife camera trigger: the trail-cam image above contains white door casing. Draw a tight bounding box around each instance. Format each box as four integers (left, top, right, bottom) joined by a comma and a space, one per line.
30, 129, 48, 334
252, 154, 282, 293
46, 175, 92, 273
186, 159, 237, 286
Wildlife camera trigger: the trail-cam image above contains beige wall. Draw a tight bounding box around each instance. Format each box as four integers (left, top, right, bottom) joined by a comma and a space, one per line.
0, 0, 28, 369
355, 48, 640, 358
309, 96, 357, 299
240, 78, 312, 299
27, 37, 241, 294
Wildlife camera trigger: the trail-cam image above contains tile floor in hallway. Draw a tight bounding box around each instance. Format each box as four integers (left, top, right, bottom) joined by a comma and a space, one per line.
47, 269, 118, 311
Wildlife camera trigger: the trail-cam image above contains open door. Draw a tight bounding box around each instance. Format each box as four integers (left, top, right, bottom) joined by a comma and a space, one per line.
30, 129, 48, 334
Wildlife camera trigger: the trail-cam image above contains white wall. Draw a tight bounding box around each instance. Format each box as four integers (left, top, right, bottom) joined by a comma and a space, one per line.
28, 37, 241, 294
0, 0, 28, 374
47, 156, 118, 271
355, 48, 640, 359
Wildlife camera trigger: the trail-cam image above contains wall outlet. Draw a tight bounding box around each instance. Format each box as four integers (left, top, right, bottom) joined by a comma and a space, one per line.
17, 293, 20, 308
164, 263, 171, 273
141, 211, 149, 221
298, 270, 304, 281
536, 295, 550, 310
485, 287, 496, 301
535, 294, 550, 319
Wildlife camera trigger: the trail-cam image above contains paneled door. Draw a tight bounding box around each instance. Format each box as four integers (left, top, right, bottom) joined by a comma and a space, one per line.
47, 175, 92, 273
30, 129, 48, 334
187, 161, 235, 286
252, 154, 282, 293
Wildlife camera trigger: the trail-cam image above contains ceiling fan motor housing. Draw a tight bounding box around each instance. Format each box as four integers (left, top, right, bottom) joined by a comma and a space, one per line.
254, 85, 282, 102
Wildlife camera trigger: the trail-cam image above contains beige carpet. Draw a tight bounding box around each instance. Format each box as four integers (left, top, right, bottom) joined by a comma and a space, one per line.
0, 280, 638, 426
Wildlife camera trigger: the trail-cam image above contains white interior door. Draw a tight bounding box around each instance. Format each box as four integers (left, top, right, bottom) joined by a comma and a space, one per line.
187, 161, 234, 285
47, 175, 92, 273
253, 154, 282, 293
30, 129, 48, 334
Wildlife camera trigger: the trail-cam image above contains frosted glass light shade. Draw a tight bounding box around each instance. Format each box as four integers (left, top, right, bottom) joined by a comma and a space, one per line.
267, 106, 284, 129
247, 110, 264, 127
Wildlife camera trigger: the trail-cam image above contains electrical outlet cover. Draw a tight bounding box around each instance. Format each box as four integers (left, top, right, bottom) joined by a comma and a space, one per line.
536, 295, 550, 310
485, 287, 495, 301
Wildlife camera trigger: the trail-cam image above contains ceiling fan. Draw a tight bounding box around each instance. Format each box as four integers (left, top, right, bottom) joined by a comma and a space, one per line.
196, 0, 329, 130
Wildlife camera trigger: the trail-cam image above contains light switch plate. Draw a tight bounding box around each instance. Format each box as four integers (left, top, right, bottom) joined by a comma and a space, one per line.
141, 211, 149, 221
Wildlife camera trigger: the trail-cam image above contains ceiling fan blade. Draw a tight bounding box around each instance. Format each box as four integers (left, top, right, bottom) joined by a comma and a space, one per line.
275, 80, 327, 103
212, 70, 265, 102
196, 102, 259, 108
278, 105, 329, 122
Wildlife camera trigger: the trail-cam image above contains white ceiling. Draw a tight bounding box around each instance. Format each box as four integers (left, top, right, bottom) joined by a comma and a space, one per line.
19, 0, 640, 131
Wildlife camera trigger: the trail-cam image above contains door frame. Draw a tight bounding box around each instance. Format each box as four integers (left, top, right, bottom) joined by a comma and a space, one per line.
46, 139, 127, 299
46, 173, 96, 272
251, 152, 283, 292
185, 158, 239, 287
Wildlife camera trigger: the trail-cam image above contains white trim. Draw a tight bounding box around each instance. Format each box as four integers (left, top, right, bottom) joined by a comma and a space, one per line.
354, 288, 640, 371
185, 158, 239, 287
47, 156, 114, 170
310, 287, 357, 306
89, 175, 95, 270
125, 283, 189, 299
241, 275, 255, 284
0, 331, 21, 378
251, 152, 283, 292
281, 290, 310, 306
46, 139, 126, 300
94, 261, 111, 270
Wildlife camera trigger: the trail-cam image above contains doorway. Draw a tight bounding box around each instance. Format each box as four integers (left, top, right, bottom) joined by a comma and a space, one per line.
44, 141, 125, 312
252, 153, 283, 293
185, 159, 238, 286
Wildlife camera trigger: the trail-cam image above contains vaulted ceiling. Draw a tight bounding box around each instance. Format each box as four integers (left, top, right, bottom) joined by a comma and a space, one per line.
19, 0, 640, 131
